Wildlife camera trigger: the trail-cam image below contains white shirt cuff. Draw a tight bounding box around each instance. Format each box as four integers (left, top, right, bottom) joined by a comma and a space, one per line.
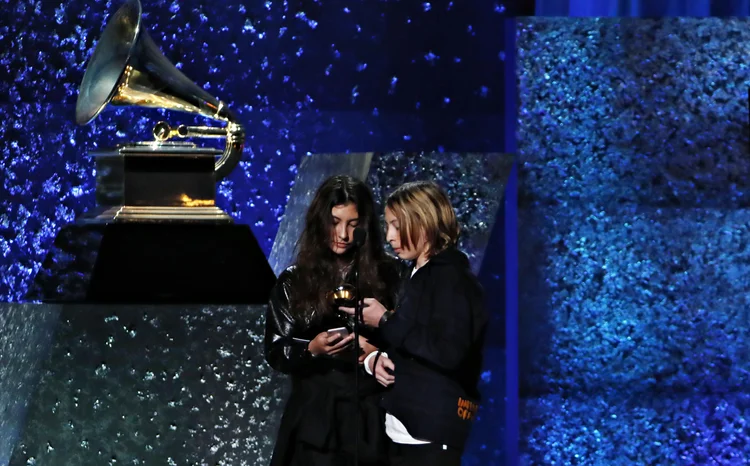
364, 351, 388, 375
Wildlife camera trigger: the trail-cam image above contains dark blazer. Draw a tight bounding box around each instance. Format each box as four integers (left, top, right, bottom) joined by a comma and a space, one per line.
379, 247, 488, 451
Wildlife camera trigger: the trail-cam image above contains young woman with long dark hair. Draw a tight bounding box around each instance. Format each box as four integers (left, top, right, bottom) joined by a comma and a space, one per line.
265, 175, 402, 466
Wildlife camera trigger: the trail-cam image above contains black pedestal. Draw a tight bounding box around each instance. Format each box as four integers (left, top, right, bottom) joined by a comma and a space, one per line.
28, 223, 276, 304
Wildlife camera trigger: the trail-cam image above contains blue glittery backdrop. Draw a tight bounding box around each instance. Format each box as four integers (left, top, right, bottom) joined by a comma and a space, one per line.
518, 18, 750, 465
536, 0, 750, 17
0, 0, 512, 302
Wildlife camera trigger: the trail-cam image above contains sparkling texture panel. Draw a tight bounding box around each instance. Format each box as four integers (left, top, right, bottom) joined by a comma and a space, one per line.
518, 17, 750, 208
367, 152, 514, 275
25, 225, 104, 303
522, 392, 750, 465
9, 305, 287, 466
0, 0, 509, 302
518, 17, 750, 465
0, 304, 61, 466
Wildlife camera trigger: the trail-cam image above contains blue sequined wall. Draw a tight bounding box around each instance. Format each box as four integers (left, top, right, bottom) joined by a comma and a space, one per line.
518, 17, 750, 464
0, 0, 511, 302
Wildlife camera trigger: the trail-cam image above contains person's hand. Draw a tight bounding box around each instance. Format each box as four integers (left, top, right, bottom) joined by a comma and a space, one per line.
339, 298, 388, 327
358, 336, 378, 364
368, 354, 395, 387
308, 330, 355, 356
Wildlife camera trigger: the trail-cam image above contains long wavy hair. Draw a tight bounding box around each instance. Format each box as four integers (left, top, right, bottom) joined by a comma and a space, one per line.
290, 175, 392, 320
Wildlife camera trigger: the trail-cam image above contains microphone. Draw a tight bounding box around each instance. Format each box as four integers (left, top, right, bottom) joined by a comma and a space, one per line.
352, 227, 366, 248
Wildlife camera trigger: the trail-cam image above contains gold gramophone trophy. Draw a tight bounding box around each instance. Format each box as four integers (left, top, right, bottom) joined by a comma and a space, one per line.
75, 0, 244, 223
328, 284, 357, 329
329, 285, 357, 308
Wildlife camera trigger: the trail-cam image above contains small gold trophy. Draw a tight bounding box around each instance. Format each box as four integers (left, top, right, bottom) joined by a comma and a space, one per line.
328, 284, 358, 329
329, 284, 357, 308
75, 0, 244, 223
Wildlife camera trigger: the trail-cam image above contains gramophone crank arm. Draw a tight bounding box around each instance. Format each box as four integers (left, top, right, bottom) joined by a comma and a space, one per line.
152, 121, 227, 140
152, 120, 245, 179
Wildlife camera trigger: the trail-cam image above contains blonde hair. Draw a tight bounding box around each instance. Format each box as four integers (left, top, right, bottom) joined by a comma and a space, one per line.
386, 181, 460, 257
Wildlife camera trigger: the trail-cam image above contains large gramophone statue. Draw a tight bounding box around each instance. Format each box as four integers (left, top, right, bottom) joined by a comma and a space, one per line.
76, 0, 243, 223
25, 0, 276, 304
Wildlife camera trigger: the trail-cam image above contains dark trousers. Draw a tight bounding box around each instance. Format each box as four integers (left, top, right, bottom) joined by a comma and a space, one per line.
388, 440, 462, 466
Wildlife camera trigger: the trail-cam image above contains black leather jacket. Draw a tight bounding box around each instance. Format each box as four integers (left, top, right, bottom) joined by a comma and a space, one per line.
263, 260, 404, 466
264, 266, 350, 375
264, 259, 404, 376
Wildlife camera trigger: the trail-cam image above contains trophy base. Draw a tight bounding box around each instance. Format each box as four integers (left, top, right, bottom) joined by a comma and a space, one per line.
78, 206, 233, 224
88, 143, 222, 219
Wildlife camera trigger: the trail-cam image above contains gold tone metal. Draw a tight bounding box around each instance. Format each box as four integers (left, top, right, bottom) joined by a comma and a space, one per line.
153, 121, 229, 141
75, 0, 244, 180
329, 284, 357, 307
179, 194, 215, 207
81, 206, 232, 224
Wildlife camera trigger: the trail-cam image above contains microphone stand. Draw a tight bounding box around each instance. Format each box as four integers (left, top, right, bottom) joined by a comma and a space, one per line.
353, 243, 362, 466
350, 228, 366, 466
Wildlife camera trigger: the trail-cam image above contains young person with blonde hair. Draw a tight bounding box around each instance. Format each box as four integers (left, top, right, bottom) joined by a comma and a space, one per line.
340, 180, 488, 466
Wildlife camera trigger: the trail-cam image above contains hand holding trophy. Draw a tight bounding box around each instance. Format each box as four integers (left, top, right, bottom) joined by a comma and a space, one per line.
327, 285, 377, 363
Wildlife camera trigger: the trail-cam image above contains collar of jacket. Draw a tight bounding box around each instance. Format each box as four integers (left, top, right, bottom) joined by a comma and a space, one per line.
413, 246, 470, 273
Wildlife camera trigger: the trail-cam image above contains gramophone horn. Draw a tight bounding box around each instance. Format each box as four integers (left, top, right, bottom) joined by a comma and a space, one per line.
75, 0, 245, 180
